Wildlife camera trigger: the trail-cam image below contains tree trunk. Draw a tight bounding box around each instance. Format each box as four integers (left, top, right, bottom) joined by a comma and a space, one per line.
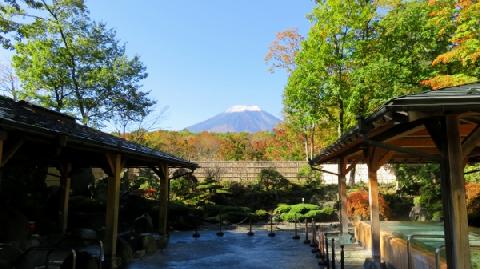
338, 101, 345, 137
303, 133, 309, 161
310, 124, 315, 160
43, 1, 87, 124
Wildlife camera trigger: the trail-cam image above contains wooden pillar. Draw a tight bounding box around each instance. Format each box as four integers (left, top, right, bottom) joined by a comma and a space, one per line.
0, 137, 3, 193
0, 131, 7, 193
58, 163, 72, 233
439, 115, 471, 268
338, 158, 349, 235
158, 164, 169, 236
364, 147, 392, 265
367, 162, 381, 262
105, 153, 123, 268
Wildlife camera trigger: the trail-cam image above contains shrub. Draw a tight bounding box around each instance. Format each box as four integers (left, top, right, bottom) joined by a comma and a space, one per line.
466, 183, 480, 207
347, 190, 390, 220
273, 203, 336, 222
257, 168, 289, 191
203, 204, 252, 223
467, 183, 480, 227
274, 204, 291, 214
255, 209, 269, 221
383, 193, 413, 221
297, 165, 323, 187
170, 177, 197, 199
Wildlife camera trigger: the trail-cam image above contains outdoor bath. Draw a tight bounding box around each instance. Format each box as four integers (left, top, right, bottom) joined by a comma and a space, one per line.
355, 221, 480, 269
127, 229, 319, 269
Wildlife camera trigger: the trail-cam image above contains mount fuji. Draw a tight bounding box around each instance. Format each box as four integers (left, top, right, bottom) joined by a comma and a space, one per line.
186, 105, 281, 133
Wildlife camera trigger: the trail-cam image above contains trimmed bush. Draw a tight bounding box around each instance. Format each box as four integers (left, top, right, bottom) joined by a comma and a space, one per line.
273, 203, 336, 222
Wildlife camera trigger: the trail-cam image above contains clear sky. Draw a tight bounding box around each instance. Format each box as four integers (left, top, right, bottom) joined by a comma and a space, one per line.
85, 0, 314, 130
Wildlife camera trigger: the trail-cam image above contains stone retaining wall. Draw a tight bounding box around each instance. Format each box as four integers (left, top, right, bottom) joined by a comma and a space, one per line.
193, 161, 396, 184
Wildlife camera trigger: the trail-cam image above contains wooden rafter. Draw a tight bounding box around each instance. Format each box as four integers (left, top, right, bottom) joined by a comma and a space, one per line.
365, 138, 440, 162
1, 139, 24, 167
462, 124, 480, 157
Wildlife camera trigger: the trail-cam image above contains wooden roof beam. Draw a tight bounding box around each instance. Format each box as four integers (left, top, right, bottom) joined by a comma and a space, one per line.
1, 138, 24, 167
391, 137, 437, 148
365, 138, 440, 162
462, 124, 480, 157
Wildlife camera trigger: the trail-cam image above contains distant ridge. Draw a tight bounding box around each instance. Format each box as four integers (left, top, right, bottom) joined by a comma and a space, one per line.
186, 105, 280, 133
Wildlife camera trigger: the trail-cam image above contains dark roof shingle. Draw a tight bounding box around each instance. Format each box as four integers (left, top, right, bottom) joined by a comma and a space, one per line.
0, 96, 197, 168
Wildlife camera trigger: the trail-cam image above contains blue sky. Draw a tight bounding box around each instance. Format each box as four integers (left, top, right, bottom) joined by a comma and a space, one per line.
86, 0, 314, 130
0, 1, 315, 130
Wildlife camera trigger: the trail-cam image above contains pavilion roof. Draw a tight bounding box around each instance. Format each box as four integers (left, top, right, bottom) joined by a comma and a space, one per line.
0, 96, 197, 169
310, 83, 480, 165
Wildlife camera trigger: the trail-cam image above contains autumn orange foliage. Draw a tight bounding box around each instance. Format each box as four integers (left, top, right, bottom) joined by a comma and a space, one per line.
347, 190, 390, 220
422, 0, 480, 89
123, 123, 309, 161
421, 74, 478, 90
265, 28, 303, 74
466, 183, 480, 213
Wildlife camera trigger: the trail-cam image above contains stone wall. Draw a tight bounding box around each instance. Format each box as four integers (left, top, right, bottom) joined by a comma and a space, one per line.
193, 161, 396, 184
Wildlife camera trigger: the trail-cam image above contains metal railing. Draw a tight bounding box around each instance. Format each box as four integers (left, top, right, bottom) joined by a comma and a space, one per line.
317, 232, 345, 269
405, 234, 480, 269
407, 234, 445, 269
434, 245, 445, 269
433, 242, 480, 269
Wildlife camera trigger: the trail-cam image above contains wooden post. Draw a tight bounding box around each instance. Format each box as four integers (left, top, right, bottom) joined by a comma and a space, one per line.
439, 115, 472, 268
367, 161, 381, 262
105, 153, 123, 268
0, 136, 3, 193
58, 163, 72, 233
338, 158, 349, 235
364, 147, 392, 265
152, 164, 170, 236
0, 131, 7, 193
158, 164, 169, 236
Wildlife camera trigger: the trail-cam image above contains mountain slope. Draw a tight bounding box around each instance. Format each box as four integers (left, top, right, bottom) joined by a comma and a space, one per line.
186, 105, 281, 133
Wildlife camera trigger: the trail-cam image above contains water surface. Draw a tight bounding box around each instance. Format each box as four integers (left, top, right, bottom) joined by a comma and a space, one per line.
128, 230, 318, 269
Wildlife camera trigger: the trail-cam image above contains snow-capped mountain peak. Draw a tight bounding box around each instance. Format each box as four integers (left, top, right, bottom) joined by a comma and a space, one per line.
225, 105, 262, 113
186, 105, 280, 133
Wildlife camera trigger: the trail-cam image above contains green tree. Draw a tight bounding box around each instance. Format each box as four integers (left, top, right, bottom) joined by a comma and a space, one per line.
350, 1, 451, 115
0, 60, 20, 100
11, 0, 154, 126
393, 164, 442, 219
284, 0, 454, 141
257, 168, 289, 191
422, 0, 479, 89
284, 0, 379, 144
1, 0, 28, 48
265, 28, 322, 160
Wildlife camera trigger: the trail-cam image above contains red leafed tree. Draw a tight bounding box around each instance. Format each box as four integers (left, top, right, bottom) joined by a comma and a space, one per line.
265, 28, 303, 74
421, 0, 479, 89
466, 183, 480, 210
347, 190, 390, 220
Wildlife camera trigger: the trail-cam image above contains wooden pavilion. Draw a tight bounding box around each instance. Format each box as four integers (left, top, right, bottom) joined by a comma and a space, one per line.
309, 83, 480, 268
0, 96, 197, 268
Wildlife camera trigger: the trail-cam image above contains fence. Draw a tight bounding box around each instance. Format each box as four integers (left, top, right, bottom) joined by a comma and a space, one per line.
192, 161, 396, 184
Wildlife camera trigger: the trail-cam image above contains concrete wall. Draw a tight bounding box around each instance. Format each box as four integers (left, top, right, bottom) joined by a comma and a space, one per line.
193, 161, 396, 184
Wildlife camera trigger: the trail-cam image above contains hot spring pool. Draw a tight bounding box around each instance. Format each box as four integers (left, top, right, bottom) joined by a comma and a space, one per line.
127, 229, 318, 269
356, 221, 480, 268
